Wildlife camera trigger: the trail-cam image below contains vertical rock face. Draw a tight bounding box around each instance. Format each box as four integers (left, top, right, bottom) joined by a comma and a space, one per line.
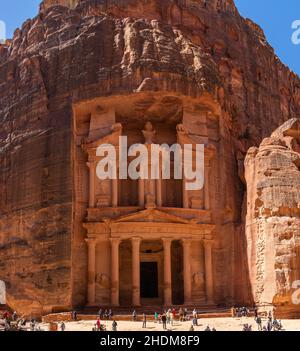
0, 0, 299, 316
245, 119, 300, 316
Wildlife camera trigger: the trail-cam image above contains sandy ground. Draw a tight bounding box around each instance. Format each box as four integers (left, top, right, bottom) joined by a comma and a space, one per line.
40, 317, 300, 332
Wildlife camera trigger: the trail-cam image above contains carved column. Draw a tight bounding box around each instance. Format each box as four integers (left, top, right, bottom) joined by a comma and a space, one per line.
110, 238, 120, 306
182, 239, 192, 304
112, 179, 118, 207
182, 176, 189, 208
139, 178, 145, 207
162, 238, 172, 306
156, 178, 162, 207
204, 164, 211, 210
132, 237, 141, 306
87, 162, 96, 208
204, 240, 214, 304
86, 238, 96, 305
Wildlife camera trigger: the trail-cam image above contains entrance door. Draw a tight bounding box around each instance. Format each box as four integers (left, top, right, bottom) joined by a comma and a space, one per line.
140, 262, 159, 298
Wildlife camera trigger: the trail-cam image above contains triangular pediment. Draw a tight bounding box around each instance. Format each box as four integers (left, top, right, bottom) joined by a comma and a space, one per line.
112, 209, 194, 224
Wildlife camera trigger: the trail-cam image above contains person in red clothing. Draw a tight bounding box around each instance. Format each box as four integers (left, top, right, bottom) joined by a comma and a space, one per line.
172, 308, 176, 319
96, 318, 101, 331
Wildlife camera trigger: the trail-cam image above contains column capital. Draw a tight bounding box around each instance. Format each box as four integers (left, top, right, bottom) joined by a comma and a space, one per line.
110, 237, 121, 246
181, 238, 192, 247
85, 238, 97, 246
86, 161, 96, 168
161, 237, 173, 245
131, 237, 142, 243
204, 239, 213, 248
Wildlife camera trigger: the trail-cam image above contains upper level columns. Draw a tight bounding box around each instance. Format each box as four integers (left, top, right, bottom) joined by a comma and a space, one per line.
204, 164, 211, 210
110, 237, 120, 306
87, 162, 96, 208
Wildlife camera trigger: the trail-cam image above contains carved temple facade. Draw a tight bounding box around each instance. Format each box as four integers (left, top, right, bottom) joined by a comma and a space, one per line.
72, 93, 240, 308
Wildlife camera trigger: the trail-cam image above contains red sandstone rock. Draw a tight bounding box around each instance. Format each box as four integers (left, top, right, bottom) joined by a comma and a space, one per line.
0, 0, 299, 317
245, 118, 300, 316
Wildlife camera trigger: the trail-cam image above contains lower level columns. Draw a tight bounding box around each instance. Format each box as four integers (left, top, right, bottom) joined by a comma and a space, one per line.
182, 239, 192, 304
204, 240, 214, 304
162, 238, 172, 306
110, 238, 120, 306
132, 237, 141, 306
86, 238, 96, 305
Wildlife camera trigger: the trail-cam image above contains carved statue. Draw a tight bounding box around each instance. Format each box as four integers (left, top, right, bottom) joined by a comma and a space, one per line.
111, 123, 122, 133
145, 194, 156, 209
95, 273, 110, 289
142, 121, 156, 144
193, 272, 205, 290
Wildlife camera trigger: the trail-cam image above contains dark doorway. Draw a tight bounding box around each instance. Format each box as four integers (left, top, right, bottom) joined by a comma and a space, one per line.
140, 262, 159, 298
171, 241, 184, 305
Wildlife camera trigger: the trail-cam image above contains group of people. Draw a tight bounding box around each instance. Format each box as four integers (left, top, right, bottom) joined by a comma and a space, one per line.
231, 306, 250, 318
134, 307, 213, 331
0, 310, 41, 331
254, 310, 283, 332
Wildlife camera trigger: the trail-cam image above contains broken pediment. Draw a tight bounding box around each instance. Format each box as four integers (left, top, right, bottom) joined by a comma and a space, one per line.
111, 208, 194, 224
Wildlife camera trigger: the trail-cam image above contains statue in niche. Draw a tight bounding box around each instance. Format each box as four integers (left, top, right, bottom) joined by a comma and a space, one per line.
145, 194, 156, 210
95, 273, 110, 289
111, 123, 122, 133
193, 272, 205, 290
176, 124, 188, 134
142, 121, 156, 144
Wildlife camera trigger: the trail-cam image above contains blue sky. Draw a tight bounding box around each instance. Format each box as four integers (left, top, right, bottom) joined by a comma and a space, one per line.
0, 0, 300, 75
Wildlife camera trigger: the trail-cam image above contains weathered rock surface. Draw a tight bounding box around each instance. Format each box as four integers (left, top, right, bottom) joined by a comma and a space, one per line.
245, 118, 300, 317
0, 0, 299, 316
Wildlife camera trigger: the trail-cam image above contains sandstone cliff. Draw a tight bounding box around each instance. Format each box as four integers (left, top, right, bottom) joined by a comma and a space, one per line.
0, 0, 299, 316
245, 118, 300, 317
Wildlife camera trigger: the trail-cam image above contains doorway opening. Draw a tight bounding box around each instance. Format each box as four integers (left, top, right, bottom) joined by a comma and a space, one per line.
140, 262, 159, 298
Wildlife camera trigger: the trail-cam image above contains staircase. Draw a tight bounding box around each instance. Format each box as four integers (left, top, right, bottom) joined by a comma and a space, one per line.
80, 304, 230, 318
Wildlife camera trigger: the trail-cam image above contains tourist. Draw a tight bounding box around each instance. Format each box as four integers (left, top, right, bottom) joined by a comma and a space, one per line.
256, 316, 262, 331
158, 313, 162, 324
161, 314, 167, 330
204, 325, 211, 331
109, 309, 113, 320
72, 310, 77, 321
12, 311, 18, 321
184, 308, 188, 321
112, 320, 117, 331
179, 308, 184, 322
267, 320, 273, 332
212, 327, 217, 331
242, 324, 252, 332
166, 309, 171, 324
172, 308, 176, 319
170, 311, 174, 326
254, 307, 258, 319
60, 321, 66, 332
96, 318, 101, 331
98, 308, 103, 319
189, 324, 195, 332
142, 313, 147, 328
132, 310, 137, 321
231, 306, 235, 318
154, 312, 158, 323
104, 309, 109, 319
192, 316, 198, 327
268, 311, 273, 323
